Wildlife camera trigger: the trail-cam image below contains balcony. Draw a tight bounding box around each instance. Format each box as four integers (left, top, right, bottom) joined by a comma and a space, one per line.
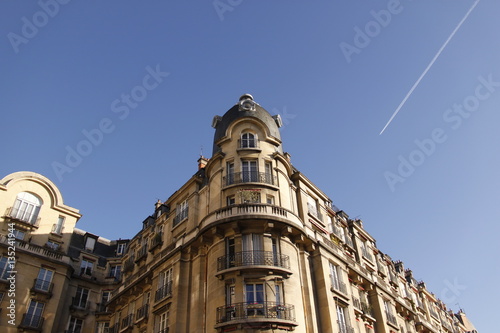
154, 282, 173, 302
149, 232, 163, 251
19, 314, 44, 331
217, 251, 291, 274
237, 139, 261, 150
223, 171, 276, 187
3, 207, 40, 229
30, 278, 54, 298
216, 301, 296, 326
123, 257, 135, 273
135, 245, 148, 263
201, 203, 303, 232
120, 314, 134, 330
136, 304, 149, 322
173, 207, 188, 226
0, 234, 66, 262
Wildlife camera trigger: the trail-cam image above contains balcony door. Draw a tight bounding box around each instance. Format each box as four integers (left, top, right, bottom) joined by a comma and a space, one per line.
242, 234, 263, 265
242, 160, 258, 183
245, 283, 264, 316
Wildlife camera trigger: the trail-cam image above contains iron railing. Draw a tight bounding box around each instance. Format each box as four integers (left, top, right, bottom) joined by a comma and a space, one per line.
217, 251, 290, 271
136, 304, 149, 321
216, 301, 295, 323
154, 282, 173, 302
223, 171, 276, 187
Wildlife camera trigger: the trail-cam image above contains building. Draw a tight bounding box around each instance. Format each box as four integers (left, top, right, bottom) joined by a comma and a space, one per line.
0, 95, 478, 333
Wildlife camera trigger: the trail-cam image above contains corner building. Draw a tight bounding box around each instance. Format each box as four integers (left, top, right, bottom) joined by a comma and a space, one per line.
107, 95, 478, 333
0, 95, 478, 333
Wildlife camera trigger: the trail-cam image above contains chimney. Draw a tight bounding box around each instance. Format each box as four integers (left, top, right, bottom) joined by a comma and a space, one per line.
198, 156, 209, 170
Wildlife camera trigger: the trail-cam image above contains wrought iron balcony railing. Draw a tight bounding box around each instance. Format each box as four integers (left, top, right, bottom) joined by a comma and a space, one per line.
217, 250, 290, 271
216, 301, 295, 324
154, 282, 173, 302
135, 245, 148, 262
121, 313, 134, 329
136, 304, 149, 322
223, 171, 276, 187
173, 207, 189, 226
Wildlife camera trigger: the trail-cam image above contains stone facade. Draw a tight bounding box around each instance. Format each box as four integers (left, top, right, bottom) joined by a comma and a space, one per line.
0, 95, 477, 333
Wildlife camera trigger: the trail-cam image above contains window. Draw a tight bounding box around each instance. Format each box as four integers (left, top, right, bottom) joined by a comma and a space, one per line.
85, 236, 96, 252
23, 300, 44, 328
155, 309, 169, 333
245, 283, 265, 316
52, 216, 65, 234
174, 200, 188, 226
225, 238, 235, 268
98, 291, 111, 312
329, 262, 347, 294
307, 194, 321, 220
11, 192, 42, 224
109, 265, 121, 279
80, 259, 93, 276
34, 268, 53, 292
242, 160, 258, 182
116, 243, 126, 256
384, 300, 397, 325
46, 240, 61, 251
241, 132, 257, 148
227, 195, 235, 206
266, 195, 275, 205
264, 162, 273, 184
67, 316, 83, 333
239, 189, 260, 203
336, 304, 351, 333
360, 240, 374, 262
155, 268, 173, 302
96, 322, 109, 333
73, 286, 89, 309
0, 256, 11, 280
226, 162, 235, 185
242, 234, 263, 252
12, 229, 25, 240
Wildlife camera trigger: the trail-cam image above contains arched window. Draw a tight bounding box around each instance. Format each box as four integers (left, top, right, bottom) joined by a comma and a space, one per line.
12, 192, 42, 224
241, 132, 257, 148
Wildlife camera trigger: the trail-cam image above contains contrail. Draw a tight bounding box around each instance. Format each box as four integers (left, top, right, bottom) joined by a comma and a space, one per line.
379, 0, 481, 135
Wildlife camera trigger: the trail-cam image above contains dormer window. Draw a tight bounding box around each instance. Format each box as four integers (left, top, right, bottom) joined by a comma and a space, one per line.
241, 132, 257, 148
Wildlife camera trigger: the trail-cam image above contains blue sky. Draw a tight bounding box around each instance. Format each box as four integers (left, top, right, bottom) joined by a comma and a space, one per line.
1, 1, 497, 330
